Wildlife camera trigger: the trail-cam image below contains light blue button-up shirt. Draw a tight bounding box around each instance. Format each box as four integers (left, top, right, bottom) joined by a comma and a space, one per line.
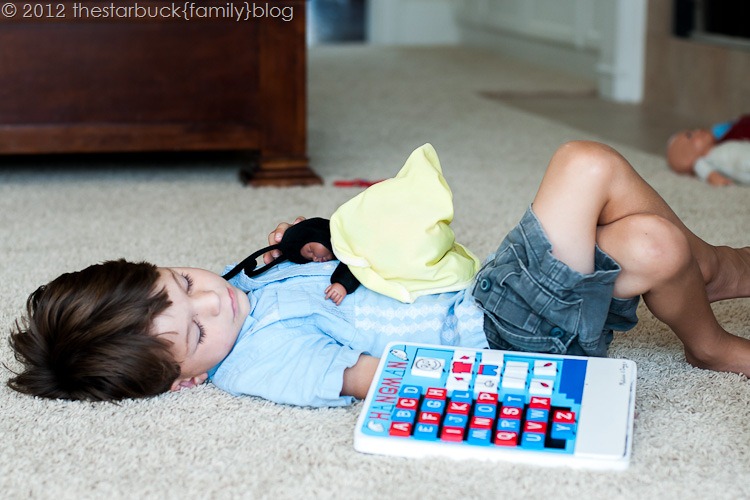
209, 261, 488, 407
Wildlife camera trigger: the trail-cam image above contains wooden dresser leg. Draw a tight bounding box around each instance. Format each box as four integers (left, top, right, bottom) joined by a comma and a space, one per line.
239, 156, 323, 187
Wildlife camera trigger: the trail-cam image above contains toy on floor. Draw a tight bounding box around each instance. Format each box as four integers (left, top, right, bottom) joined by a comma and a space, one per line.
333, 178, 384, 187
354, 342, 637, 470
666, 114, 750, 186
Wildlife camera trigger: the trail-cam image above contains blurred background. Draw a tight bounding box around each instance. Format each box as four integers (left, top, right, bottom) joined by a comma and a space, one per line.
307, 0, 750, 155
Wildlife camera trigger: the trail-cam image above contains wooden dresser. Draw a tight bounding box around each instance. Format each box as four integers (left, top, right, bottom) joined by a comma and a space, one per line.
0, 0, 320, 186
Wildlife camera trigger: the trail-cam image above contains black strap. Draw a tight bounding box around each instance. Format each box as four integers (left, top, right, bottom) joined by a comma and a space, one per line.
221, 244, 288, 281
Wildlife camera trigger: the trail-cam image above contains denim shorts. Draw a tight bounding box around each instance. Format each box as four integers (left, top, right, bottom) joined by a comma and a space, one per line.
471, 206, 639, 357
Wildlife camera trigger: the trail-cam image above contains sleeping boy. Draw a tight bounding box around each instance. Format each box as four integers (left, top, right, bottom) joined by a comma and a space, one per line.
8, 141, 750, 406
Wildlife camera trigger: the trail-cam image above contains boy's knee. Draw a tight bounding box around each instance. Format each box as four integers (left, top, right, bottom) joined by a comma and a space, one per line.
550, 141, 624, 181
623, 215, 692, 280
556, 140, 612, 156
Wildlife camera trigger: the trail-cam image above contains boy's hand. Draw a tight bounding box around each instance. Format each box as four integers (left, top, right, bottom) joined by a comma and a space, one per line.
325, 283, 347, 305
264, 216, 306, 264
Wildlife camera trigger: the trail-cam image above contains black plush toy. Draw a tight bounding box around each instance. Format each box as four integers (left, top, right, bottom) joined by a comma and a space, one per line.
222, 217, 360, 304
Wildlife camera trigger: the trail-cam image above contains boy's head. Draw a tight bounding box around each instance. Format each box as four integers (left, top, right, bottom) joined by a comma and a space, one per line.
8, 260, 252, 402
666, 128, 716, 174
7, 260, 179, 401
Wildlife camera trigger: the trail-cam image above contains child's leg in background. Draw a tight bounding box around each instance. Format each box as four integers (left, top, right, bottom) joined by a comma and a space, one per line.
531, 140, 750, 376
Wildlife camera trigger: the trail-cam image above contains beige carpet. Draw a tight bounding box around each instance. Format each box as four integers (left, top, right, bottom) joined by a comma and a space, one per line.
1, 46, 749, 499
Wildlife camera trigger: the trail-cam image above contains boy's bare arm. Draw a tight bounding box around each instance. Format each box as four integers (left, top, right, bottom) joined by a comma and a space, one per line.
341, 354, 380, 399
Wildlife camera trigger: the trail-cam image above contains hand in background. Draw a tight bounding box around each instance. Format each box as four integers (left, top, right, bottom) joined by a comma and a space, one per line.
707, 171, 734, 186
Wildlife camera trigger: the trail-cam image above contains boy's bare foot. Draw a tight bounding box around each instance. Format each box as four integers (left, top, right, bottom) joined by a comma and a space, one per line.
684, 333, 750, 377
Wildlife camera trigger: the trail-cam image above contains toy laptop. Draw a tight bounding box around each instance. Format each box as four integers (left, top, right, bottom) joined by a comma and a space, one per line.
354, 342, 636, 470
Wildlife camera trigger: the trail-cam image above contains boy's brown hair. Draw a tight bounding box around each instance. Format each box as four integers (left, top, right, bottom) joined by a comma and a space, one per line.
7, 260, 180, 401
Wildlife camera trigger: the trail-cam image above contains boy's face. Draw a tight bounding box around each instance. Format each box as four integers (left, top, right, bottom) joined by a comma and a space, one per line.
152, 267, 250, 391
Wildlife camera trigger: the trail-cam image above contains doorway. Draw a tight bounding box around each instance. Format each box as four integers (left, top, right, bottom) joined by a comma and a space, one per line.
308, 0, 367, 44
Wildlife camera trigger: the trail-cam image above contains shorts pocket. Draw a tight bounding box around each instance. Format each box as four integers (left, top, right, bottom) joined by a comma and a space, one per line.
474, 245, 583, 354
483, 312, 569, 354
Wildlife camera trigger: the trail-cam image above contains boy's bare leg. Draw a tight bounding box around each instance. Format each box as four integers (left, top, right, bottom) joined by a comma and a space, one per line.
533, 141, 750, 301
531, 141, 750, 375
596, 217, 750, 374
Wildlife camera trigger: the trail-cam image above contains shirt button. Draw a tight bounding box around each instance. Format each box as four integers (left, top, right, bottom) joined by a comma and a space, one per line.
479, 278, 491, 291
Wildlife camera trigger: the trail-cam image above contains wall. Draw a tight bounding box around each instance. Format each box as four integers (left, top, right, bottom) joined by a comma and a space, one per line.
455, 0, 603, 80
366, 0, 647, 103
367, 0, 461, 45
644, 1, 750, 122
454, 0, 646, 102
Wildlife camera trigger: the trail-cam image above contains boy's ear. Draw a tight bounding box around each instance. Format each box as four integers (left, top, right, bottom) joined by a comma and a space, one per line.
170, 373, 209, 392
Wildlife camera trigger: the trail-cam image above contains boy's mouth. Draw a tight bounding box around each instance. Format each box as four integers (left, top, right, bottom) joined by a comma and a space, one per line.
227, 286, 237, 320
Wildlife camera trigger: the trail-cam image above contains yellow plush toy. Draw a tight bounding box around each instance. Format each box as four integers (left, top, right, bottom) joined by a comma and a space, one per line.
330, 143, 480, 303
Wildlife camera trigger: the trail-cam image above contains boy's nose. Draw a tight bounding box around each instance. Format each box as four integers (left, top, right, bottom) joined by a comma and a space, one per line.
194, 290, 221, 316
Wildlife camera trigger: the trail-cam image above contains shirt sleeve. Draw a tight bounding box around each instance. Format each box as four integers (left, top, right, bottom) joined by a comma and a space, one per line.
210, 323, 364, 407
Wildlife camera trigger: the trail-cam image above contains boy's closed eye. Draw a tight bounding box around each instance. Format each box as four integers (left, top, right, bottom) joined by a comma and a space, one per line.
178, 271, 207, 345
